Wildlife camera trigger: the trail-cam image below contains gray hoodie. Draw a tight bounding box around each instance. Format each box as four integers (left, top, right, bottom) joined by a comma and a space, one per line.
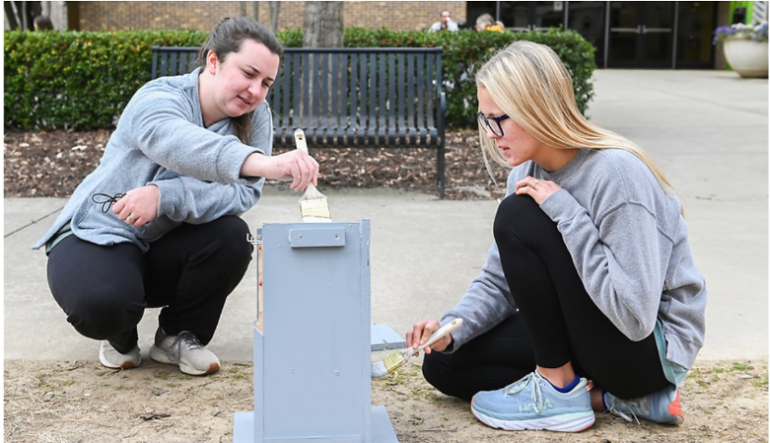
442, 148, 706, 370
33, 68, 271, 253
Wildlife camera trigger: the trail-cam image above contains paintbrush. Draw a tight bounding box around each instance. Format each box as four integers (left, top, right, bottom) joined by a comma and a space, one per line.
371, 318, 463, 378
293, 129, 332, 223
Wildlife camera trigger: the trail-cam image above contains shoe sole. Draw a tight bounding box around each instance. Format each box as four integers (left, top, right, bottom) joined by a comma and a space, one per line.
149, 345, 220, 376
471, 400, 595, 432
99, 345, 141, 369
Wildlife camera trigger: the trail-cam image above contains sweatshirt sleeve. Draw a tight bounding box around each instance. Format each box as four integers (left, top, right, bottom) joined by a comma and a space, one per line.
126, 85, 265, 184
144, 95, 274, 222
540, 188, 670, 341
151, 176, 263, 223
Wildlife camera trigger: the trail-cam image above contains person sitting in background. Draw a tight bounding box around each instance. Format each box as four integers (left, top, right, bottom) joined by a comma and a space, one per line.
475, 13, 504, 32
33, 15, 54, 31
430, 10, 459, 32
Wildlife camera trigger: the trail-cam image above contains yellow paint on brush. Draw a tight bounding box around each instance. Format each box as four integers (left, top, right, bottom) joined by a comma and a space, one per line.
381, 351, 408, 374
299, 197, 331, 219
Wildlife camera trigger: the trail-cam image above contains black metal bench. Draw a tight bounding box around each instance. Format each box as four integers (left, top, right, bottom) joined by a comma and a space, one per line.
151, 46, 446, 197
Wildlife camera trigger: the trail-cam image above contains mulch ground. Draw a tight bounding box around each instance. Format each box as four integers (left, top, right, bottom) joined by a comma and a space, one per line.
3, 129, 509, 200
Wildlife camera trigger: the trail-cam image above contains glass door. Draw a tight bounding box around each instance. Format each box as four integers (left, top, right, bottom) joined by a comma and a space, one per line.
533, 1, 566, 31
608, 1, 675, 68
567, 2, 606, 68
676, 1, 717, 69
499, 1, 566, 32
502, 1, 534, 31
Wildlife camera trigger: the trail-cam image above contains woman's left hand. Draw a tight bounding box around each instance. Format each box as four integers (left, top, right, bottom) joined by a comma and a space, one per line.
112, 185, 160, 227
515, 176, 560, 205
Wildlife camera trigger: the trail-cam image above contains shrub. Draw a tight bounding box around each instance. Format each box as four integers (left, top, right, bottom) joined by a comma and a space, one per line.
4, 27, 596, 131
4, 30, 207, 130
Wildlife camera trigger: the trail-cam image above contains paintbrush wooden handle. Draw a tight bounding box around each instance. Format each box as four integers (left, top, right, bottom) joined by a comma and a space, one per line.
419, 318, 463, 350
294, 129, 309, 153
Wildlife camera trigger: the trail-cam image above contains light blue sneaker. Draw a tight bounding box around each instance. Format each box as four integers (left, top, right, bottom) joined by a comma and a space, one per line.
605, 385, 684, 425
471, 371, 595, 432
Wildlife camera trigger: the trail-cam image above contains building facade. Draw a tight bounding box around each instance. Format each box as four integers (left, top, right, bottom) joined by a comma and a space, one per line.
68, 1, 759, 69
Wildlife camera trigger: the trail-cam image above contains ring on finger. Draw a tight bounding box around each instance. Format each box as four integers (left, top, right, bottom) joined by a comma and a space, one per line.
532, 180, 539, 189
127, 215, 136, 223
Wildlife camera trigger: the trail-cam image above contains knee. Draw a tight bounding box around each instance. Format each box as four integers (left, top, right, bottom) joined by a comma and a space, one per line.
210, 216, 254, 265
493, 193, 552, 247
66, 292, 144, 340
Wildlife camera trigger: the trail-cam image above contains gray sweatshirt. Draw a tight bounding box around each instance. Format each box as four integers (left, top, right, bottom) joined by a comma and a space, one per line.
442, 148, 706, 369
33, 68, 271, 252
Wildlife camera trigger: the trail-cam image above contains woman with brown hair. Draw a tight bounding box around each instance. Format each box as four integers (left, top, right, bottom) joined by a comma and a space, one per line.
34, 17, 318, 376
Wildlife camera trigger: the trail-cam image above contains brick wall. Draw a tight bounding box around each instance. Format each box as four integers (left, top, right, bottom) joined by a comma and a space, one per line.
76, 1, 467, 32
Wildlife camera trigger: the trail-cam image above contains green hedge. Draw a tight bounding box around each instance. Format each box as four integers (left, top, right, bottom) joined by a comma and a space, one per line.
4, 30, 208, 130
4, 27, 595, 131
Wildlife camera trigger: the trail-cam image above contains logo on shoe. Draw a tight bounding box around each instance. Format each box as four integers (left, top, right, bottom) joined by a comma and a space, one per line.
519, 399, 553, 413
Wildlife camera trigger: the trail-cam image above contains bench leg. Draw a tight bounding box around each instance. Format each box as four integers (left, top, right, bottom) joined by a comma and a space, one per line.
438, 141, 446, 199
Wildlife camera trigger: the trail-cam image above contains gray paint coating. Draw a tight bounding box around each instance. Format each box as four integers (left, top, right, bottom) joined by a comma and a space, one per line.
234, 220, 398, 442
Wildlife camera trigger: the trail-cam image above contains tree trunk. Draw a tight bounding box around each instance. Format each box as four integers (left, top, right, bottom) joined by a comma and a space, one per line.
49, 1, 67, 30
252, 1, 259, 22
302, 1, 343, 48
6, 1, 22, 30
5, 1, 43, 30
269, 1, 280, 33
5, 2, 21, 29
299, 2, 344, 130
20, 1, 29, 31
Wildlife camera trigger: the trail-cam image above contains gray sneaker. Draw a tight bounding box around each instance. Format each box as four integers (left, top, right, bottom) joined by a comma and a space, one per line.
99, 341, 141, 369
149, 328, 220, 376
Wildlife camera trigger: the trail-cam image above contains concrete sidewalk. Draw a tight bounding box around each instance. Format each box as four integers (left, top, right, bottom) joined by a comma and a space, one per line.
4, 70, 768, 364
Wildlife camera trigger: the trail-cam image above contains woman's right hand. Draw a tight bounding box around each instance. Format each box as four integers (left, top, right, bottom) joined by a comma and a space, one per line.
406, 318, 453, 354
241, 150, 319, 191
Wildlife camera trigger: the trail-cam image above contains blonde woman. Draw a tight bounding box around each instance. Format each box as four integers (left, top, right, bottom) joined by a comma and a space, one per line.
406, 41, 706, 432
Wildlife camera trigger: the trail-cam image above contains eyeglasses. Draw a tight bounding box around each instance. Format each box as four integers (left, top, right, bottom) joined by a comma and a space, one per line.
477, 112, 510, 137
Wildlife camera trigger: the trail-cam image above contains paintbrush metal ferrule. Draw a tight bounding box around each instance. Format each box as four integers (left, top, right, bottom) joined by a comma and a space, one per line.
371, 318, 464, 378
294, 129, 331, 222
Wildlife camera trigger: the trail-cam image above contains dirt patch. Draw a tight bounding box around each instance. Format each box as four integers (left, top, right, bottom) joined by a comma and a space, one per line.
3, 129, 509, 201
4, 358, 767, 442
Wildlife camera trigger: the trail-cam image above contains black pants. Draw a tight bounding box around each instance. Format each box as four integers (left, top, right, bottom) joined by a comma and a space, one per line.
424, 194, 669, 402
46, 216, 253, 354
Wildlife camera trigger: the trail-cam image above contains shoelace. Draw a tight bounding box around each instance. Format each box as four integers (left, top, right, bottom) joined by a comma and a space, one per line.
504, 372, 545, 413
167, 331, 203, 360
91, 192, 125, 213
607, 397, 642, 425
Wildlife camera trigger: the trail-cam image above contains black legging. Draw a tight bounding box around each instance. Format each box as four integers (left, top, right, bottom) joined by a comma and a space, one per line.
46, 216, 253, 354
424, 194, 669, 402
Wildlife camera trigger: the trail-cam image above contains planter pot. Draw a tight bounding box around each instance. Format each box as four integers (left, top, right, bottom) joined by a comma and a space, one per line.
723, 38, 769, 78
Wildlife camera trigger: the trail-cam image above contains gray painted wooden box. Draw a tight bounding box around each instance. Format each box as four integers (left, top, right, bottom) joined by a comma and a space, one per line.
233, 220, 398, 442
